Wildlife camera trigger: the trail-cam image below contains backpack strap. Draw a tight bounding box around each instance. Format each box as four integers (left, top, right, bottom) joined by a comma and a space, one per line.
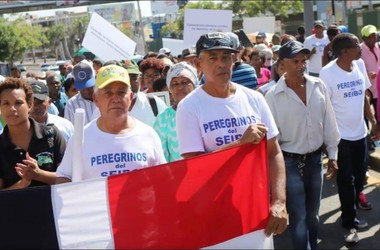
147, 95, 158, 117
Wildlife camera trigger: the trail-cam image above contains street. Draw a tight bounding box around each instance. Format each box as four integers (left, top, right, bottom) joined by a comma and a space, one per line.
274, 168, 380, 249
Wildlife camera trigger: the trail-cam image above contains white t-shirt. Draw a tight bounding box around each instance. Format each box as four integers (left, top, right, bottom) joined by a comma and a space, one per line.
47, 113, 74, 142
303, 34, 330, 74
56, 118, 166, 180
90, 92, 167, 128
176, 83, 279, 154
319, 59, 370, 141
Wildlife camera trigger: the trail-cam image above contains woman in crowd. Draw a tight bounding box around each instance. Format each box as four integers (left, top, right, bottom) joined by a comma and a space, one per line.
153, 62, 198, 162
250, 50, 271, 87
139, 57, 165, 93
0, 77, 66, 190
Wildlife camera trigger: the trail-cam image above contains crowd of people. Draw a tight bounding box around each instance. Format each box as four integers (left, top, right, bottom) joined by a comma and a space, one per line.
0, 20, 379, 248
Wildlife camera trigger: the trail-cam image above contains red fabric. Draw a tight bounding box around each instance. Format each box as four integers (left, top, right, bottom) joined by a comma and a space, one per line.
107, 141, 269, 249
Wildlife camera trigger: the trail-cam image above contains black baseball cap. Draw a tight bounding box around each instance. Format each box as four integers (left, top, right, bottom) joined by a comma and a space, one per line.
279, 40, 310, 60
196, 32, 239, 55
29, 80, 49, 101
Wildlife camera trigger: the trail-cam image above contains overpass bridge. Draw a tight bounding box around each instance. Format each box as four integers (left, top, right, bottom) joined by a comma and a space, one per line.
0, 0, 122, 15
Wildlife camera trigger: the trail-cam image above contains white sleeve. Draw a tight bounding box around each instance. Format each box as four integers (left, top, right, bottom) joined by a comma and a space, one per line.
56, 137, 74, 180
355, 59, 371, 90
64, 102, 74, 124
319, 68, 333, 99
151, 129, 167, 166
303, 37, 312, 50
256, 92, 279, 140
176, 98, 205, 155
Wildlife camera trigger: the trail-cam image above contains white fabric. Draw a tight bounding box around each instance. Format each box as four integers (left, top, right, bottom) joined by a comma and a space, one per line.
130, 92, 167, 127
303, 34, 330, 74
48, 102, 59, 115
319, 59, 371, 140
176, 83, 278, 154
52, 177, 114, 249
265, 74, 340, 159
90, 92, 167, 128
64, 93, 97, 125
203, 230, 273, 249
56, 118, 166, 180
47, 114, 74, 142
257, 80, 276, 95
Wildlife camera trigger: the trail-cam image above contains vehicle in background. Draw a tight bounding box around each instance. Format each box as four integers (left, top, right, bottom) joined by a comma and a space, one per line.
56, 60, 67, 66
17, 64, 27, 72
41, 64, 60, 75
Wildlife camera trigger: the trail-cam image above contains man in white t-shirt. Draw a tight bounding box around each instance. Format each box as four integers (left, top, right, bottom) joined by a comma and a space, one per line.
56, 65, 166, 182
303, 20, 330, 77
176, 32, 287, 238
319, 33, 379, 243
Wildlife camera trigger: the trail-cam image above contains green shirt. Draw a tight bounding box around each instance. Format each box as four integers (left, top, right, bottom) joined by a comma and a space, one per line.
153, 106, 181, 162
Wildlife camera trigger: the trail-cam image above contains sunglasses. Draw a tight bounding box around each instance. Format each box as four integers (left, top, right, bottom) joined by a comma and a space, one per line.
199, 37, 234, 51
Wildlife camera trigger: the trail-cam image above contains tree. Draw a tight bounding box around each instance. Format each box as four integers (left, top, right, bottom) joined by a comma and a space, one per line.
160, 1, 223, 39
67, 15, 90, 55
45, 24, 66, 59
223, 0, 303, 18
0, 17, 47, 63
160, 0, 303, 38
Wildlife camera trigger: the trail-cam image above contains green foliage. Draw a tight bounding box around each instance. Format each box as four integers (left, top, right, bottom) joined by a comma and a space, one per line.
160, 0, 304, 38
0, 17, 47, 63
160, 1, 223, 39
223, 0, 303, 18
45, 24, 65, 54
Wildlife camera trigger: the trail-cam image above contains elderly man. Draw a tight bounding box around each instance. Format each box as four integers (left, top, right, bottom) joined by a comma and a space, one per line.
56, 65, 166, 182
176, 32, 288, 238
265, 40, 340, 249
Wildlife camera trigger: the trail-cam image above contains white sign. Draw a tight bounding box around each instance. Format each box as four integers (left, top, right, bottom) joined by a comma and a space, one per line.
147, 91, 171, 107
82, 12, 136, 62
151, 0, 178, 16
162, 38, 184, 57
183, 9, 232, 48
243, 16, 275, 34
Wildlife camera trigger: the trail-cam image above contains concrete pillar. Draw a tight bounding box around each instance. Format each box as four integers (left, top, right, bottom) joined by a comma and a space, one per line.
303, 0, 314, 36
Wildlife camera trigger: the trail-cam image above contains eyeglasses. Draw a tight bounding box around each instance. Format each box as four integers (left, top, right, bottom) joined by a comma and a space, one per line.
143, 73, 161, 79
170, 80, 193, 89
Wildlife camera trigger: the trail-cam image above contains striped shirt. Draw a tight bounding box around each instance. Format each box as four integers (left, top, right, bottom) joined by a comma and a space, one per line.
64, 93, 97, 125
198, 62, 258, 90
232, 62, 258, 90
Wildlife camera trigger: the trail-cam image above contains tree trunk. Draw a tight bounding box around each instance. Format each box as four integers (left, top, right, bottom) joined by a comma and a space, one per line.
63, 37, 72, 61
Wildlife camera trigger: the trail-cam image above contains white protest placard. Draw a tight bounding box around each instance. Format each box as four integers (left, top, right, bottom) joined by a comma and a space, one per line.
147, 91, 171, 107
183, 9, 232, 48
243, 16, 276, 34
162, 38, 184, 57
82, 12, 136, 62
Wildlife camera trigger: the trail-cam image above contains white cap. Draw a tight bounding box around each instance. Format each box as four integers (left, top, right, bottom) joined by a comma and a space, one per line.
159, 47, 171, 54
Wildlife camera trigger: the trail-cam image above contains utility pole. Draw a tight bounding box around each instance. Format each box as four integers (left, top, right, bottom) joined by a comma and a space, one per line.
137, 0, 148, 55
331, 0, 337, 24
303, 0, 314, 36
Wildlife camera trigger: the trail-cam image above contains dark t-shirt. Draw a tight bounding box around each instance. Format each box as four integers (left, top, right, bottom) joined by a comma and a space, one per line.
0, 119, 66, 188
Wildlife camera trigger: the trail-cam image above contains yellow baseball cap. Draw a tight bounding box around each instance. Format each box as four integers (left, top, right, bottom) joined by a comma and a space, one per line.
95, 65, 130, 89
361, 25, 377, 37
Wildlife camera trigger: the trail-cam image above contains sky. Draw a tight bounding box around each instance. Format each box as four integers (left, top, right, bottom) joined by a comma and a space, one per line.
6, 1, 152, 19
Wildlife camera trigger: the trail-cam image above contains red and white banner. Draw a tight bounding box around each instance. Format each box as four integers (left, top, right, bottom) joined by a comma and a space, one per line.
0, 142, 272, 249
